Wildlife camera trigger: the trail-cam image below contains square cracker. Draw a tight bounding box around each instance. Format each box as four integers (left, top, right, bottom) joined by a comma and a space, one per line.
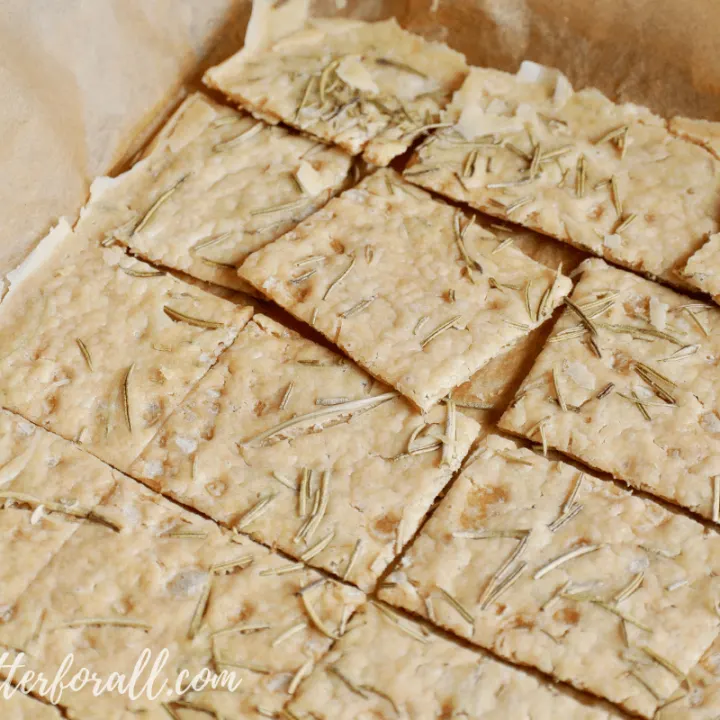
499, 257, 720, 523
0, 409, 119, 615
0, 218, 252, 470
403, 63, 720, 288
0, 692, 64, 720
129, 314, 480, 592
203, 18, 468, 166
681, 233, 720, 303
84, 93, 353, 295
0, 476, 364, 720
239, 169, 573, 411
378, 433, 720, 718
287, 601, 623, 720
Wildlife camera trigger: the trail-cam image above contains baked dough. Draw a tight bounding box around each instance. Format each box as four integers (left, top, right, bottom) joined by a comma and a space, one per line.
0, 219, 252, 470
239, 169, 573, 411
500, 257, 720, 523
129, 314, 479, 591
379, 433, 720, 718
288, 601, 624, 719
204, 18, 468, 166
0, 476, 364, 720
84, 93, 353, 295
403, 64, 720, 289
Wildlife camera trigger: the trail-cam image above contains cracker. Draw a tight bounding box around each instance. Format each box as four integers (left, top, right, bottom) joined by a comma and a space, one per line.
0, 219, 252, 470
288, 601, 623, 720
403, 63, 720, 288
379, 433, 720, 718
83, 93, 353, 295
239, 170, 573, 411
129, 314, 480, 591
681, 233, 720, 302
0, 692, 64, 720
499, 257, 720, 523
0, 476, 364, 719
203, 18, 468, 166
0, 409, 118, 615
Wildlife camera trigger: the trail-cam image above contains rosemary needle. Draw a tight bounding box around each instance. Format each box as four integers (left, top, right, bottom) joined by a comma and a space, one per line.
122, 363, 134, 433
76, 338, 93, 371
163, 306, 225, 330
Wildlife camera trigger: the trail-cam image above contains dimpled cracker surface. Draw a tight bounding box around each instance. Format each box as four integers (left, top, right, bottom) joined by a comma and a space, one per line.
204, 18, 468, 166
403, 64, 720, 288
499, 258, 720, 523
239, 169, 572, 411
379, 434, 720, 718
287, 601, 624, 720
0, 219, 252, 470
0, 409, 118, 615
129, 314, 479, 592
83, 93, 352, 295
0, 692, 65, 720
0, 476, 364, 720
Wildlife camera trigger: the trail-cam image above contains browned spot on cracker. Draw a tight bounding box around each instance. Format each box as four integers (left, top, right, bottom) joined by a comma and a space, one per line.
460, 485, 509, 528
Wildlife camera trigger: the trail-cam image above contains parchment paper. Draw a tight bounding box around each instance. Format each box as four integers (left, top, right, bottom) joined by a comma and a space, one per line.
1, 0, 719, 277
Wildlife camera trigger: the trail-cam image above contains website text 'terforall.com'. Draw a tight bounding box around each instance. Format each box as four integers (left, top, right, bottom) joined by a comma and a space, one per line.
0, 649, 242, 705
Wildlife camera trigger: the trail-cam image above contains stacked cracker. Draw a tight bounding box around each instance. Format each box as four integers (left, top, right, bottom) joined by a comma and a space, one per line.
1, 7, 720, 720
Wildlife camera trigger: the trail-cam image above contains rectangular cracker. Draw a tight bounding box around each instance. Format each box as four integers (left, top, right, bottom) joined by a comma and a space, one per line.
0, 692, 64, 720
499, 257, 720, 523
379, 433, 720, 718
203, 18, 468, 166
681, 233, 720, 303
84, 93, 353, 295
0, 218, 252, 470
0, 476, 364, 720
403, 63, 720, 288
288, 601, 623, 720
128, 313, 480, 592
239, 169, 573, 411
0, 409, 118, 615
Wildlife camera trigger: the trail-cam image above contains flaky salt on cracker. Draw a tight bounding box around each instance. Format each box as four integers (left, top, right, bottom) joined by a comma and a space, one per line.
239, 170, 572, 411
379, 433, 720, 718
288, 601, 623, 720
204, 18, 467, 166
0, 410, 119, 615
499, 258, 720, 523
403, 62, 720, 288
0, 219, 252, 470
129, 314, 479, 591
0, 477, 364, 720
84, 93, 352, 295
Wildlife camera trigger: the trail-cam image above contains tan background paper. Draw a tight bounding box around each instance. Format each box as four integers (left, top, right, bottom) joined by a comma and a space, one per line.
1, 0, 719, 277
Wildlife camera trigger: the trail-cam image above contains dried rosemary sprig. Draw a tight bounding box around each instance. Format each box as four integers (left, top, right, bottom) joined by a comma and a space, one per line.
163, 306, 225, 330
133, 176, 187, 236
341, 296, 376, 318
188, 579, 211, 639
272, 621, 307, 647
76, 338, 93, 371
58, 617, 152, 631
280, 381, 295, 411
122, 363, 134, 433
213, 121, 263, 152
563, 297, 598, 337
343, 539, 362, 581
420, 315, 463, 348
323, 254, 356, 300
235, 493, 277, 531
436, 587, 474, 627
534, 544, 601, 580
242, 392, 398, 447
371, 601, 429, 643
121, 266, 165, 278
613, 572, 644, 604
